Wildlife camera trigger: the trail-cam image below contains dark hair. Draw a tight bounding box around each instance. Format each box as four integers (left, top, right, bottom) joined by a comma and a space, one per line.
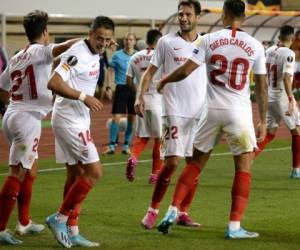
91, 16, 115, 32
223, 0, 245, 18
295, 29, 300, 37
279, 25, 294, 40
146, 29, 162, 45
23, 10, 49, 42
178, 0, 201, 15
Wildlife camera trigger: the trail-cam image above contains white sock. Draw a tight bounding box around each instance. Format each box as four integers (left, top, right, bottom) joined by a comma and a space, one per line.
67, 225, 79, 237
229, 221, 240, 231
294, 168, 300, 174
168, 205, 178, 213
55, 213, 68, 223
148, 207, 159, 214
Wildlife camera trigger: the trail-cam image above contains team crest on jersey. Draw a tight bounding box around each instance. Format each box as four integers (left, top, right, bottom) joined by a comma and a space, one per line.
287, 56, 294, 63
67, 55, 78, 66
193, 49, 199, 54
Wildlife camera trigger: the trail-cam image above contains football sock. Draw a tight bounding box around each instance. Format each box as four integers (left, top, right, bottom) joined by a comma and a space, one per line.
109, 121, 119, 148
18, 173, 35, 226
180, 176, 199, 213
67, 225, 79, 237
152, 139, 163, 175
229, 221, 240, 231
0, 176, 21, 230
172, 162, 201, 209
292, 135, 300, 168
59, 176, 92, 216
132, 137, 149, 159
124, 122, 133, 146
255, 132, 275, 157
230, 171, 251, 221
64, 180, 81, 227
151, 164, 177, 209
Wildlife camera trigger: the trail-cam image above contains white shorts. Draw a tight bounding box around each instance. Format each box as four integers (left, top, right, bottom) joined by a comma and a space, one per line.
53, 127, 99, 165
2, 111, 41, 169
193, 109, 257, 156
135, 109, 162, 138
267, 101, 300, 130
160, 116, 200, 158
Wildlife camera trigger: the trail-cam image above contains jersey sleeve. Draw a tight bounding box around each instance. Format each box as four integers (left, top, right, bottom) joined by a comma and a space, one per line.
189, 36, 206, 66
55, 49, 84, 83
150, 38, 165, 68
126, 57, 135, 78
0, 66, 10, 91
252, 45, 266, 74
282, 50, 295, 75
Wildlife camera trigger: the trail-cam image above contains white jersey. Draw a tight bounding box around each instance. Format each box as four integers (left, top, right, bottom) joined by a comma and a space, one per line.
127, 48, 162, 110
266, 45, 295, 102
151, 32, 207, 118
191, 28, 266, 110
52, 40, 100, 128
0, 43, 55, 118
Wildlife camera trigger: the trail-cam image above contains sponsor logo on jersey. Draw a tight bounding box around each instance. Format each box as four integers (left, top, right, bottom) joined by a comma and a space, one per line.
287, 56, 294, 63
193, 49, 199, 54
173, 47, 182, 51
67, 55, 78, 66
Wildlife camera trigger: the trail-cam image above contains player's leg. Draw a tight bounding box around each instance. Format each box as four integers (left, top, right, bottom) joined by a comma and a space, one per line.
16, 160, 45, 235
106, 114, 121, 154
255, 103, 278, 157
126, 114, 150, 181
149, 138, 163, 184
0, 112, 41, 244
225, 111, 259, 239
290, 127, 300, 178
65, 164, 82, 241
141, 155, 179, 229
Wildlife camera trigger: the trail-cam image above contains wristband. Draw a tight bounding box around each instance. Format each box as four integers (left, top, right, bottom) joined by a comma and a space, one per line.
288, 96, 294, 103
78, 92, 86, 102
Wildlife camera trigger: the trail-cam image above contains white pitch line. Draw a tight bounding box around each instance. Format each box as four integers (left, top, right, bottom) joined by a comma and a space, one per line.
0, 146, 291, 176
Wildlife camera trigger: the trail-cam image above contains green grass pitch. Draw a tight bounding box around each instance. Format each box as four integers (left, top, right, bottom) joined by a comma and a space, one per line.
0, 139, 300, 249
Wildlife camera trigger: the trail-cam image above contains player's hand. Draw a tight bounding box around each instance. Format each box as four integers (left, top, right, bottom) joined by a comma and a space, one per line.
285, 98, 294, 116
157, 80, 165, 94
256, 122, 267, 143
134, 95, 145, 117
104, 88, 113, 101
84, 95, 103, 112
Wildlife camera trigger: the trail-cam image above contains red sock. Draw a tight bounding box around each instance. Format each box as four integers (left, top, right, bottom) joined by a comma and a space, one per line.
230, 171, 251, 221
255, 132, 275, 157
63, 180, 81, 226
59, 176, 92, 216
171, 163, 201, 209
17, 173, 35, 226
292, 135, 300, 168
180, 177, 199, 213
151, 164, 177, 209
0, 176, 21, 230
152, 139, 163, 175
132, 137, 149, 159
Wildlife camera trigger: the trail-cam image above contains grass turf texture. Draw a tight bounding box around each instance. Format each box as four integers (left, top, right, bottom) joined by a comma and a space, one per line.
0, 139, 299, 249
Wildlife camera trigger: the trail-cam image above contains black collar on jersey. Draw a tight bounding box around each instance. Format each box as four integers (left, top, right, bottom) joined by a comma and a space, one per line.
84, 39, 97, 55
177, 31, 199, 42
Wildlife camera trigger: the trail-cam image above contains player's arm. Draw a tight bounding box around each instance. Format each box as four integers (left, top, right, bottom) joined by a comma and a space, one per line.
135, 64, 158, 117
52, 38, 81, 58
283, 72, 294, 116
126, 75, 136, 92
157, 59, 199, 92
0, 67, 10, 104
254, 74, 268, 142
48, 73, 102, 112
